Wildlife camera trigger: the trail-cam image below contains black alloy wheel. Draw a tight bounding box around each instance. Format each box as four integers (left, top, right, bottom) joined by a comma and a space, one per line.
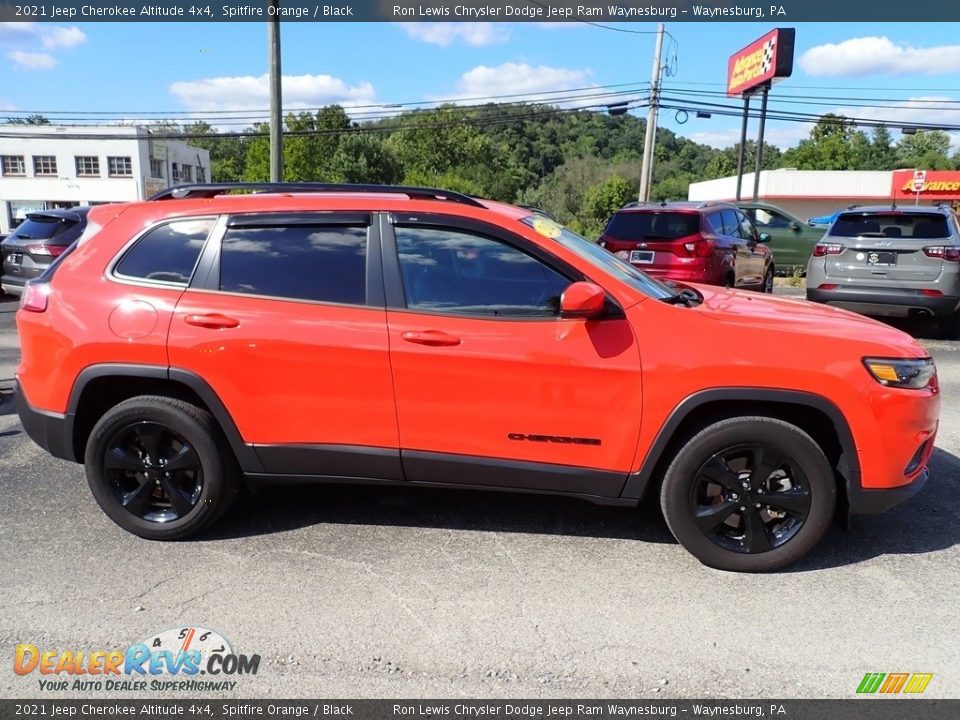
660, 417, 836, 572
104, 421, 204, 523
85, 396, 238, 540
691, 444, 810, 554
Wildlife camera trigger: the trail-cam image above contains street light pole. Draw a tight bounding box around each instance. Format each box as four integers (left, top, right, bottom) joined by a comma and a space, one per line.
638, 23, 665, 203
268, 1, 283, 182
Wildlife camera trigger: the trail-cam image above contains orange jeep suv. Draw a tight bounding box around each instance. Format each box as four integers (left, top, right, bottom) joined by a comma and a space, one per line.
15, 184, 939, 572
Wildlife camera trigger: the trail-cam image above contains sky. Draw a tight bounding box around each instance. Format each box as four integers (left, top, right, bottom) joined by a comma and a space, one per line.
2, 20, 960, 150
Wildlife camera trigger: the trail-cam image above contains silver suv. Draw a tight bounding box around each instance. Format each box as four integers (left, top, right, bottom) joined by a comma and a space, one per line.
806, 205, 960, 338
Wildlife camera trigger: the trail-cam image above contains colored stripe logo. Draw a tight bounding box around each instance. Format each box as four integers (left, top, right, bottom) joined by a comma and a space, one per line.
857, 673, 933, 694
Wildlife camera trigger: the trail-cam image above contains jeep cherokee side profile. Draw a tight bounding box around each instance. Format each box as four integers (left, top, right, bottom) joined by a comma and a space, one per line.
15, 184, 939, 572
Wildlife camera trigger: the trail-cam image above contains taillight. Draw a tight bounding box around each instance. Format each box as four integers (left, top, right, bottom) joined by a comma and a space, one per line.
813, 243, 845, 257
26, 244, 67, 257
19, 281, 51, 313
923, 246, 960, 262
817, 284, 839, 291
684, 238, 715, 258
921, 289, 943, 297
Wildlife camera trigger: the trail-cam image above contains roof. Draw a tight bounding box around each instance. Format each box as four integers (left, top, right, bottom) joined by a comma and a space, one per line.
618, 200, 736, 213
839, 204, 953, 215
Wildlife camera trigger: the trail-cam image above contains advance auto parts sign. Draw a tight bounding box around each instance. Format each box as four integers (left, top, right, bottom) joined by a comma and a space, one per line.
727, 28, 796, 97
892, 169, 960, 200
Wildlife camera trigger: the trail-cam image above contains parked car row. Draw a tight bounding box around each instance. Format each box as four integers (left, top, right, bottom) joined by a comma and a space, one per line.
597, 199, 960, 338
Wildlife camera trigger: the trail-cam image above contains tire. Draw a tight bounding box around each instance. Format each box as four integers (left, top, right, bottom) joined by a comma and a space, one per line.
660, 417, 836, 572
723, 274, 735, 289
762, 267, 774, 294
84, 396, 239, 540
938, 310, 960, 341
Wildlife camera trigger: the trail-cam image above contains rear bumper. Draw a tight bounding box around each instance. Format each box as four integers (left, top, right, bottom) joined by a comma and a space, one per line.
807, 286, 960, 317
14, 380, 78, 463
847, 468, 929, 514
1, 275, 28, 296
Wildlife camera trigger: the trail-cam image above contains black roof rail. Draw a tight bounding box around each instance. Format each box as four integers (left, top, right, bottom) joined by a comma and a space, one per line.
147, 182, 486, 208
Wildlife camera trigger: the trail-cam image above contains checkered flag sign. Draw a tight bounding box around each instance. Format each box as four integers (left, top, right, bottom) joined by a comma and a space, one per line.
760, 37, 777, 75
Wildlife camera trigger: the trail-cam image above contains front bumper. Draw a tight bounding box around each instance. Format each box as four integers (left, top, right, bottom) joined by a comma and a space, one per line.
807, 286, 960, 318
847, 468, 929, 514
14, 380, 78, 462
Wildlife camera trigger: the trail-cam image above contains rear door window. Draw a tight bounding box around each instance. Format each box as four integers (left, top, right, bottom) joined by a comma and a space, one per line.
831, 213, 950, 239
605, 212, 700, 240
219, 224, 367, 305
721, 210, 743, 238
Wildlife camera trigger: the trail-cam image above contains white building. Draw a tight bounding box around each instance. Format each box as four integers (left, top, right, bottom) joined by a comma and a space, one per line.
688, 169, 908, 222
0, 125, 211, 233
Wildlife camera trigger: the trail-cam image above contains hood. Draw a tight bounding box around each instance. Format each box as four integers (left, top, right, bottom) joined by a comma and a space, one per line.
690, 284, 928, 359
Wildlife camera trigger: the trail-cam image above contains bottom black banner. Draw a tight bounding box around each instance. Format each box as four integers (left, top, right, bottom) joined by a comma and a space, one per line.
1, 700, 955, 720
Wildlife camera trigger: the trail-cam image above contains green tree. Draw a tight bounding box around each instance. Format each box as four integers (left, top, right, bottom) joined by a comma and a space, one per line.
896, 130, 952, 170
329, 133, 402, 184
581, 175, 635, 237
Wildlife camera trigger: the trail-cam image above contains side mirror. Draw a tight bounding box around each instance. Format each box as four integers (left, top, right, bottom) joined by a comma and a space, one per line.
560, 281, 607, 319
758, 232, 772, 243
789, 221, 801, 232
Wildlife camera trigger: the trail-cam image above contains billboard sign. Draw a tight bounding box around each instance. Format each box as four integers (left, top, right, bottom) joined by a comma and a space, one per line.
727, 28, 796, 97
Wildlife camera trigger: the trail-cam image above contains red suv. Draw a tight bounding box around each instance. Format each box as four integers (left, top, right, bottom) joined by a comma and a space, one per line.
15, 184, 938, 571
600, 201, 775, 292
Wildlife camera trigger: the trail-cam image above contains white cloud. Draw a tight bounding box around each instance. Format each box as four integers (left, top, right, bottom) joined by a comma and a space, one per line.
8, 50, 57, 70
169, 73, 377, 118
430, 62, 594, 105
800, 37, 960, 77
398, 22, 510, 47
40, 26, 87, 49
0, 22, 86, 49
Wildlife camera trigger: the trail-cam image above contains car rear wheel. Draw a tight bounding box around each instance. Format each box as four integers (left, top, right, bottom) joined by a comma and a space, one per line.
762, 268, 774, 294
660, 417, 836, 572
84, 396, 239, 540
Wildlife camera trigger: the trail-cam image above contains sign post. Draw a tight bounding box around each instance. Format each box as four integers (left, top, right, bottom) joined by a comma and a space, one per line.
726, 28, 796, 201
913, 170, 927, 206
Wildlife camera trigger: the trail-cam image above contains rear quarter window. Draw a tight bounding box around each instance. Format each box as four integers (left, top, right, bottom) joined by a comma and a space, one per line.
114, 218, 214, 285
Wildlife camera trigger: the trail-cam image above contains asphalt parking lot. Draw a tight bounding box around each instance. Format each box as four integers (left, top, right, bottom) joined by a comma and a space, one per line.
0, 290, 958, 700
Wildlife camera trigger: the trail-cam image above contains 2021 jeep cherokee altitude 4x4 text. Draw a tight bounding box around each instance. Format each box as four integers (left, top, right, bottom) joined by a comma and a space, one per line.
15, 184, 939, 572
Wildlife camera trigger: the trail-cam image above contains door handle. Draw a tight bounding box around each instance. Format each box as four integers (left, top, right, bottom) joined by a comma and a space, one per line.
184, 313, 240, 329
401, 330, 461, 347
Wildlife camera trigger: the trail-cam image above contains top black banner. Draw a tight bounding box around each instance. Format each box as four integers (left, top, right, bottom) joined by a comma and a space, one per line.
0, 0, 957, 23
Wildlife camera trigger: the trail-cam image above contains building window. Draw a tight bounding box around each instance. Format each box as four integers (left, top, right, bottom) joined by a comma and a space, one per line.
171, 162, 181, 184
149, 159, 164, 179
32, 155, 57, 176
197, 165, 206, 183
182, 164, 193, 183
1, 155, 26, 176
107, 156, 132, 177
75, 156, 100, 177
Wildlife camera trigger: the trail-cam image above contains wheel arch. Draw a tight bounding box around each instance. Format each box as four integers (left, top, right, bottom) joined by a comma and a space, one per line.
67, 364, 262, 472
621, 388, 860, 508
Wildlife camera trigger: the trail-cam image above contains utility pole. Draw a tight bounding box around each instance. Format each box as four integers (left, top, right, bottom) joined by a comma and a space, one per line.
268, 0, 283, 182
752, 85, 770, 201
638, 23, 665, 203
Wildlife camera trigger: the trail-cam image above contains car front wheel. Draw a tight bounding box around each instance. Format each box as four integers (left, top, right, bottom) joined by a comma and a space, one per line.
84, 396, 239, 540
660, 417, 836, 572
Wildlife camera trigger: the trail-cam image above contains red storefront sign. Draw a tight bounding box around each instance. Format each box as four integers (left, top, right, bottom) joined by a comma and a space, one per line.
726, 28, 796, 97
892, 169, 960, 201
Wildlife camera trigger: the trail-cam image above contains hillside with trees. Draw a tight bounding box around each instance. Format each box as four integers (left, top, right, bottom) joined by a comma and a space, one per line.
147, 106, 960, 238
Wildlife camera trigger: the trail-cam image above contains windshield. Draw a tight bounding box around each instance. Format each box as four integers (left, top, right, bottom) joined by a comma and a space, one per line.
520, 215, 676, 301
604, 211, 701, 240
11, 215, 75, 242
831, 213, 950, 239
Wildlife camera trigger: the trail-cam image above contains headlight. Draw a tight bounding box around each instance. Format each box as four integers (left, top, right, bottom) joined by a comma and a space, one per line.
863, 357, 936, 389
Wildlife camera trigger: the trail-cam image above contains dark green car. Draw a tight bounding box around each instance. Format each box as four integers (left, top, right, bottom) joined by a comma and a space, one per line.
736, 202, 825, 273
